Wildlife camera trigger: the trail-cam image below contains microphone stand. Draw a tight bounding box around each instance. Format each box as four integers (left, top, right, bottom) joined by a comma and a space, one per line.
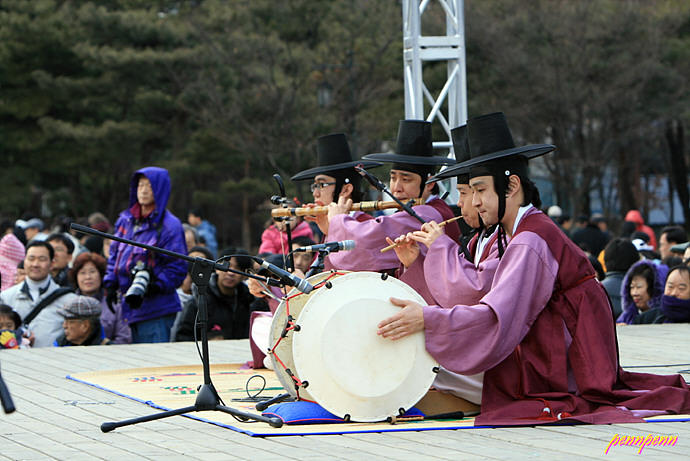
354, 165, 426, 224
0, 361, 16, 414
273, 174, 295, 271
69, 224, 283, 431
304, 251, 327, 278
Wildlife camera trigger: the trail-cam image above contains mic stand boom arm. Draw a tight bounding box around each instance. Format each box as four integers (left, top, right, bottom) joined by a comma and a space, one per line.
70, 224, 280, 288
69, 223, 283, 431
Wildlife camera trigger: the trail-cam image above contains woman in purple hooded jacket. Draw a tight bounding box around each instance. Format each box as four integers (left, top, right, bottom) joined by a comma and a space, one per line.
617, 259, 667, 324
104, 167, 187, 343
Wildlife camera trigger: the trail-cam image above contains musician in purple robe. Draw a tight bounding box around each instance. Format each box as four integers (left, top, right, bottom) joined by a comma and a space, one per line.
326, 120, 461, 273
246, 133, 382, 368
378, 112, 690, 426
390, 124, 499, 308
291, 133, 382, 241
386, 124, 500, 406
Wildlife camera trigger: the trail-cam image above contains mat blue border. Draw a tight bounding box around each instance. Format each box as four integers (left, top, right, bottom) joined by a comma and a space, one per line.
66, 374, 690, 437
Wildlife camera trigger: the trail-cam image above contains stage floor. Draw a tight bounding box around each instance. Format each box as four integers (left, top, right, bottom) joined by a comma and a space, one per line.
0, 324, 688, 460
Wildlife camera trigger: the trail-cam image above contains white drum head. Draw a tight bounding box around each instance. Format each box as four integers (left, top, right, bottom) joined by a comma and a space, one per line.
292, 272, 437, 422
268, 271, 344, 400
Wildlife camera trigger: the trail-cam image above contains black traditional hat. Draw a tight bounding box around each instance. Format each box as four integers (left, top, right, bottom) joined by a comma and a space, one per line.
291, 133, 381, 181
446, 112, 555, 258
427, 124, 471, 184
450, 112, 554, 177
363, 120, 455, 167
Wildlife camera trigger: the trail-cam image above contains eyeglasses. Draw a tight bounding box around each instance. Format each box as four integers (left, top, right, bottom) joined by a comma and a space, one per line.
310, 182, 336, 193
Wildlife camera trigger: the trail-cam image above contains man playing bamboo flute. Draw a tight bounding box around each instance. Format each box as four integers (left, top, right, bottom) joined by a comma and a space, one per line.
386, 124, 501, 406
390, 124, 500, 308
378, 112, 690, 426
291, 132, 382, 240
326, 120, 461, 273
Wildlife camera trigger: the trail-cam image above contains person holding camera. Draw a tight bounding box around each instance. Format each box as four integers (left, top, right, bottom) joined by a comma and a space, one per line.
104, 167, 187, 343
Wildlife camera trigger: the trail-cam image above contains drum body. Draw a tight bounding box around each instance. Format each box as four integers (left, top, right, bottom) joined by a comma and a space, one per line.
269, 271, 438, 422
268, 271, 339, 402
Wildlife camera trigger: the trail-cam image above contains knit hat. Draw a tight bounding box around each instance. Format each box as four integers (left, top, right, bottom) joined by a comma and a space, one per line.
24, 218, 45, 230
0, 234, 26, 291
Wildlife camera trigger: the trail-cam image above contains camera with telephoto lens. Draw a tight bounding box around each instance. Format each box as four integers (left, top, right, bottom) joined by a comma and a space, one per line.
124, 261, 151, 309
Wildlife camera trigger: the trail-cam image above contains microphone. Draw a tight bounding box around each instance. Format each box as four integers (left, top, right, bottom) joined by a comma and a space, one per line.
254, 257, 314, 294
294, 240, 356, 253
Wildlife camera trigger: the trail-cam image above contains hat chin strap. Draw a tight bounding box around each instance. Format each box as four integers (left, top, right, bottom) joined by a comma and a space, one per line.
494, 171, 510, 258
418, 174, 430, 199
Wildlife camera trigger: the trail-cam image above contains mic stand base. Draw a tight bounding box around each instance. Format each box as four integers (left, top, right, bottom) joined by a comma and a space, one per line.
101, 383, 282, 432
99, 257, 283, 432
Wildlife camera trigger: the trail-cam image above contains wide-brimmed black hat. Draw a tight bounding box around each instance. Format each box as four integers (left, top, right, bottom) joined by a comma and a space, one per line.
362, 120, 455, 166
291, 133, 382, 181
447, 112, 554, 176
427, 124, 471, 183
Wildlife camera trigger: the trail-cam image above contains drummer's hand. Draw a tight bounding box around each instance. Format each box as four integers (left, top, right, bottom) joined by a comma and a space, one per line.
304, 200, 330, 235
385, 234, 419, 268
377, 297, 424, 340
247, 278, 268, 298
327, 196, 352, 222
409, 221, 444, 249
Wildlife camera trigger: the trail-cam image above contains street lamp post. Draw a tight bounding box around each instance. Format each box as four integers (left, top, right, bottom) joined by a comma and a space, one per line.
313, 50, 357, 155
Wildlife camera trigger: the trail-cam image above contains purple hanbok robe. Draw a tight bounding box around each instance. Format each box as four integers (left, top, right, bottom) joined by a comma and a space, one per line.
323, 211, 374, 271
397, 227, 500, 404
423, 207, 690, 425
327, 198, 460, 272
399, 229, 500, 307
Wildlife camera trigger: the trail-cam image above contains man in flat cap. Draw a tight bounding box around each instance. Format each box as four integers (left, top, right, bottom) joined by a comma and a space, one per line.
55, 295, 110, 346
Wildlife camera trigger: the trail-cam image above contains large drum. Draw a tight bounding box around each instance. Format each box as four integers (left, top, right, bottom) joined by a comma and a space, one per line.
268, 271, 339, 402
268, 271, 438, 422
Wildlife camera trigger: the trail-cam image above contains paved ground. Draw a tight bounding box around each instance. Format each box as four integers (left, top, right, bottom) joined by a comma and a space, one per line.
0, 324, 688, 460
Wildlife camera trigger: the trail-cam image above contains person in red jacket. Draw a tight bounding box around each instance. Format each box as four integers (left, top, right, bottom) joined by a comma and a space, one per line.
624, 209, 658, 250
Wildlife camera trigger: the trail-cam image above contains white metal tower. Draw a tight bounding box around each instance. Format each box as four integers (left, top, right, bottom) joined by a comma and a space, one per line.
402, 0, 467, 200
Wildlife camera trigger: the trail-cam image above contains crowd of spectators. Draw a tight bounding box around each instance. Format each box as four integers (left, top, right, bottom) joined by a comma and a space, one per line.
0, 167, 322, 350
2, 165, 689, 351
546, 207, 690, 325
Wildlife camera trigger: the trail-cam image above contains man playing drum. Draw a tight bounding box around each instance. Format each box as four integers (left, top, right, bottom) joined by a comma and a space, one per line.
378, 112, 690, 426
326, 120, 461, 274
386, 124, 501, 407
